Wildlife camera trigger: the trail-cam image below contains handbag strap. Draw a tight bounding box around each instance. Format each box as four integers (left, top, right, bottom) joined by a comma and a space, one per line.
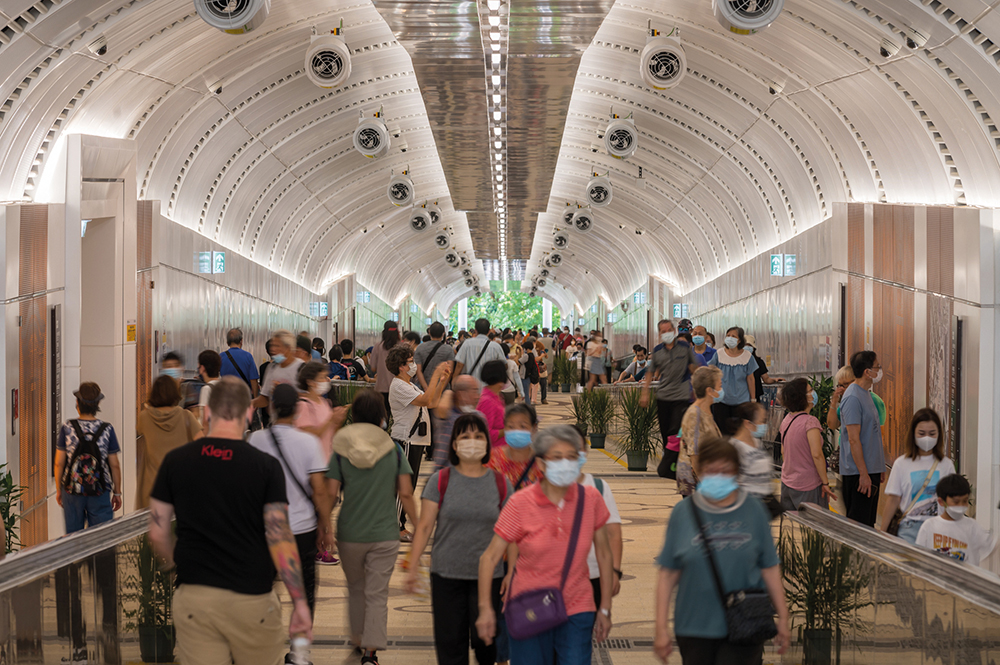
225, 350, 252, 389
513, 457, 536, 490
559, 484, 587, 590
269, 427, 315, 504
422, 341, 445, 374
408, 406, 425, 438
689, 500, 729, 608
469, 340, 493, 375
901, 458, 939, 518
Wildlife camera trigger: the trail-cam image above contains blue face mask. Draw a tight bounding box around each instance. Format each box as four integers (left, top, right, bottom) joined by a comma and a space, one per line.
271, 354, 286, 364
162, 367, 182, 380
506, 429, 533, 449
713, 386, 726, 403
545, 458, 580, 487
692, 335, 705, 346
578, 451, 587, 472
697, 474, 739, 501
753, 423, 768, 439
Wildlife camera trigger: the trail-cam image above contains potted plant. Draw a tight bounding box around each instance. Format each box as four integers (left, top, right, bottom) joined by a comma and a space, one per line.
123, 535, 176, 663
564, 357, 578, 393
550, 355, 564, 393
808, 375, 838, 472
614, 388, 659, 471
587, 389, 614, 450
779, 525, 872, 664
570, 393, 589, 436
0, 463, 26, 554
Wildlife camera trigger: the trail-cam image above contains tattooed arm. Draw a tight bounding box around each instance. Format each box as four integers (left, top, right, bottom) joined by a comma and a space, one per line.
264, 502, 313, 641
148, 499, 176, 569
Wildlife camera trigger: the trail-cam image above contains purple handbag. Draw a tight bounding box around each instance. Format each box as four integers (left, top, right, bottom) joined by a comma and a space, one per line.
505, 484, 586, 640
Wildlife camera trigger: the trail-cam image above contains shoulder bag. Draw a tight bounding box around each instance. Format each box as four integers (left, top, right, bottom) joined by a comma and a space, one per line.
421, 341, 445, 375
505, 484, 586, 639
886, 458, 939, 535
690, 500, 778, 645
468, 340, 492, 376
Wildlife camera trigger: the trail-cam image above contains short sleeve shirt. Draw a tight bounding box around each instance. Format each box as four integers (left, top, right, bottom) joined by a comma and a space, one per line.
455, 337, 506, 385
219, 347, 259, 384
495, 483, 610, 616
414, 340, 455, 383
651, 342, 698, 401
708, 351, 759, 404
57, 419, 121, 495
389, 378, 427, 444
198, 379, 220, 409
916, 516, 997, 567
884, 454, 956, 522
656, 492, 778, 638
422, 468, 512, 579
839, 383, 886, 476
732, 438, 774, 498
327, 443, 412, 543
779, 413, 824, 491
247, 425, 327, 535
261, 358, 304, 397
582, 474, 622, 578
488, 446, 543, 489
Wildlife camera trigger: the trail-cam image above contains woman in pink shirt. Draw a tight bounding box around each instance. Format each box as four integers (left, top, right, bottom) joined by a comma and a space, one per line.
778, 378, 836, 510
476, 360, 509, 448
476, 425, 614, 664
295, 361, 347, 462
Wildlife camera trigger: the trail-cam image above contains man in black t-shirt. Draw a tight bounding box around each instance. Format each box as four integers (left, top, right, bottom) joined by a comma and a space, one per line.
149, 377, 311, 665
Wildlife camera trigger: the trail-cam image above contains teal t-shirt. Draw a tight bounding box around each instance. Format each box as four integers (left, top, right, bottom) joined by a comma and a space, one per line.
656, 492, 779, 638
327, 443, 412, 543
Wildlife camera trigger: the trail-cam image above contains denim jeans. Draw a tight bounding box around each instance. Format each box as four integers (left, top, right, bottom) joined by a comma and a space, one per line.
522, 378, 532, 405
508, 611, 595, 665
62, 491, 114, 534
896, 519, 923, 545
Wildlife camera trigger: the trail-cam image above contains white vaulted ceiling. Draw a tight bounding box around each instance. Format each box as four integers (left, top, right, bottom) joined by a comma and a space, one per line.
4, 1, 1000, 313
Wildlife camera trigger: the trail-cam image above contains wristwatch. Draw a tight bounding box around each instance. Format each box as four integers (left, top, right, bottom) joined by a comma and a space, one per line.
599, 608, 611, 618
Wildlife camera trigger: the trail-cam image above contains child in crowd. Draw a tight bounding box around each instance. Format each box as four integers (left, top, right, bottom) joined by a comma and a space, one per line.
915, 474, 997, 567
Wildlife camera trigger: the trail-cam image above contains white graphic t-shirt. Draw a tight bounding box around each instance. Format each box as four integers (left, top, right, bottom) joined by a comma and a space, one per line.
884, 454, 956, 522
915, 516, 997, 567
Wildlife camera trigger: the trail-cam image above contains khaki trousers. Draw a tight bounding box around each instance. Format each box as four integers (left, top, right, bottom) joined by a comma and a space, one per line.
173, 584, 284, 665
338, 540, 400, 650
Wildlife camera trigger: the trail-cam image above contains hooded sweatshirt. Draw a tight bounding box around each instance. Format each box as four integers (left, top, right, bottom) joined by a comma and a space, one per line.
327, 423, 412, 542
136, 406, 201, 509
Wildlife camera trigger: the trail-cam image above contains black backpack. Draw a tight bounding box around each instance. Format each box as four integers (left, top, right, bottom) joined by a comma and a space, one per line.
62, 420, 112, 496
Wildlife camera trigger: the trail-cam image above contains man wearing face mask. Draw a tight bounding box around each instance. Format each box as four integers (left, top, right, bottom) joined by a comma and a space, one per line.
641, 320, 699, 455
251, 330, 304, 414
690, 326, 716, 364
615, 347, 649, 384
839, 351, 887, 527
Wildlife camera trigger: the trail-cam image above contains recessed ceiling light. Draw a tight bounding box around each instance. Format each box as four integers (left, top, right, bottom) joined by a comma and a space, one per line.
493, 111, 502, 120
493, 127, 501, 135
489, 15, 501, 26
494, 141, 502, 148
487, 0, 500, 10
493, 94, 501, 103
492, 43, 501, 51
492, 75, 501, 86
490, 31, 501, 41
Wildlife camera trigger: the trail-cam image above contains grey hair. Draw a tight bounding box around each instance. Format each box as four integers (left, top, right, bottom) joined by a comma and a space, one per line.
532, 425, 585, 457
272, 329, 295, 350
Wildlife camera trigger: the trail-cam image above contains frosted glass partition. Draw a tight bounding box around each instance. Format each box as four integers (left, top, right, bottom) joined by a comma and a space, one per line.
0, 512, 161, 664
781, 504, 1000, 665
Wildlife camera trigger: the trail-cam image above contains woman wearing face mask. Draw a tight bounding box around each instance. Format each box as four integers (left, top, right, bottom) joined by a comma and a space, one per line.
406, 415, 513, 665
476, 425, 615, 664
295, 361, 347, 462
488, 404, 543, 490
677, 367, 723, 497
585, 333, 608, 391
777, 379, 837, 511
388, 344, 453, 542
880, 408, 956, 543
707, 327, 759, 430
502, 345, 524, 405
654, 438, 790, 665
477, 360, 511, 448
728, 401, 781, 516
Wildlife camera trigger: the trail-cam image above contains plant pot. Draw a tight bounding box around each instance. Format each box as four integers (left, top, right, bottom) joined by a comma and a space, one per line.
561, 383, 570, 393
138, 625, 176, 663
552, 384, 561, 393
590, 433, 607, 449
577, 422, 588, 437
625, 451, 648, 471
803, 628, 832, 665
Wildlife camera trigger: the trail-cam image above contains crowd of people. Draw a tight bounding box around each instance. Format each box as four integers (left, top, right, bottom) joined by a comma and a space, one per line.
49, 315, 996, 665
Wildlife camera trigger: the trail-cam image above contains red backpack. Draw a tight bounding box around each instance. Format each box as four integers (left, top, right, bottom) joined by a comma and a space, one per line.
437, 467, 508, 510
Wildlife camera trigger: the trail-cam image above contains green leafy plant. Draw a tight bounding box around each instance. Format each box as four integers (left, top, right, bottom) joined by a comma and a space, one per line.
570, 393, 589, 429
808, 375, 837, 463
588, 389, 615, 435
0, 464, 25, 553
122, 535, 174, 630
566, 357, 580, 386
332, 382, 366, 425
614, 388, 660, 456
551, 355, 567, 386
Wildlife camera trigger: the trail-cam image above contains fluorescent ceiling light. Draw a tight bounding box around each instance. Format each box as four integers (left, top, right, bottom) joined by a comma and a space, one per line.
487, 0, 500, 10
492, 43, 501, 51
493, 111, 501, 120
489, 15, 500, 26
494, 141, 502, 148
493, 127, 501, 135
492, 75, 501, 86
496, 175, 503, 182
490, 31, 501, 41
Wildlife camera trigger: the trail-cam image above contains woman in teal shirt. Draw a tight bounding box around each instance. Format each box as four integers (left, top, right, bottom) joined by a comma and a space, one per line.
707, 326, 759, 431
653, 437, 790, 664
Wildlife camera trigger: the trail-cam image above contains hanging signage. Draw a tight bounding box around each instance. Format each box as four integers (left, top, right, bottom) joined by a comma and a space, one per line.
672, 303, 689, 318
770, 254, 784, 277
673, 303, 682, 318
197, 252, 212, 274
212, 251, 226, 274
784, 254, 797, 276
320, 302, 329, 317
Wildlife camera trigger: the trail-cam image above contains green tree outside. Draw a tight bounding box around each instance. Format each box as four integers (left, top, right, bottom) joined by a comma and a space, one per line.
448, 292, 561, 332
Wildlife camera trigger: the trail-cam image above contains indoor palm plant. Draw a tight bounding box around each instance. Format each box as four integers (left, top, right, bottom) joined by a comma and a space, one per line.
565, 356, 579, 392
0, 463, 25, 554
587, 389, 614, 449
123, 535, 175, 662
570, 392, 589, 436
550, 355, 565, 392
614, 388, 659, 471
808, 375, 838, 471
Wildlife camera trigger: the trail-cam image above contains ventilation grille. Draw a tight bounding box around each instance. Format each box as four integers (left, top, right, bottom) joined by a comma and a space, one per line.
311, 49, 345, 82
646, 51, 681, 84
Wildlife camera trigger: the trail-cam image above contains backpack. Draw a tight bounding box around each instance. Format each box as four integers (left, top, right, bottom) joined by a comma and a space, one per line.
340, 361, 358, 381
437, 466, 508, 510
181, 378, 206, 410
62, 420, 112, 496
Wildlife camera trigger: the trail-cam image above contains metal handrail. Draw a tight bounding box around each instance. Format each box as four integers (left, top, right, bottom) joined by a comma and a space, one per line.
0, 510, 150, 593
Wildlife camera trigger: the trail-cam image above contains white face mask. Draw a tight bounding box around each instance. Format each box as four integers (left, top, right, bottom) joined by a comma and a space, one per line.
407, 362, 418, 377
456, 437, 487, 462
869, 368, 883, 384
312, 381, 331, 396
945, 505, 968, 520
459, 405, 476, 414
661, 331, 676, 344
916, 435, 937, 452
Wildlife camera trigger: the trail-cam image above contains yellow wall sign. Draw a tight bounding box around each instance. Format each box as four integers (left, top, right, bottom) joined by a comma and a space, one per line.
126, 324, 136, 342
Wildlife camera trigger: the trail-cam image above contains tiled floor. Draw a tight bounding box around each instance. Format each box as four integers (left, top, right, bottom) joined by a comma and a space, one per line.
279, 391, 781, 664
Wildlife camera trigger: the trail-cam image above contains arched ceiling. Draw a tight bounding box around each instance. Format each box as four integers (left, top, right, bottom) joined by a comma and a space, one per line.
4, 0, 1000, 315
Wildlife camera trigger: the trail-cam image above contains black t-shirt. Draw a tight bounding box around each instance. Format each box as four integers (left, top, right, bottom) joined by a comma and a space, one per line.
150, 437, 287, 595
752, 352, 769, 399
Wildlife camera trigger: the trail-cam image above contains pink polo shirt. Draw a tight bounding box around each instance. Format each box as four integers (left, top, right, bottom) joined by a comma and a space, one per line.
495, 483, 610, 616
476, 389, 506, 448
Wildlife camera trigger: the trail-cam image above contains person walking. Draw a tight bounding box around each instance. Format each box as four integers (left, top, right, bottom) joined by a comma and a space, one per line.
148, 378, 312, 665
653, 437, 790, 664
880, 408, 955, 544
387, 344, 452, 540
252, 330, 305, 413
640, 319, 699, 457
744, 335, 783, 402
415, 321, 456, 391
778, 379, 837, 511
839, 351, 887, 526
677, 367, 723, 497
295, 361, 346, 461
371, 321, 401, 417
136, 375, 202, 509
220, 328, 260, 397
488, 403, 543, 490
476, 426, 614, 664
707, 327, 759, 429
431, 374, 482, 471
476, 360, 509, 449
535, 340, 550, 405
454, 318, 506, 385
502, 345, 524, 405
248, 384, 336, 621
728, 401, 780, 515
328, 390, 419, 665
576, 444, 624, 608
585, 332, 608, 391
196, 350, 223, 430
406, 415, 512, 665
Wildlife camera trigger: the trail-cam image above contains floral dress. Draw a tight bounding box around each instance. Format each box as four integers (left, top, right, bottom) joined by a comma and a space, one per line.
677, 404, 721, 497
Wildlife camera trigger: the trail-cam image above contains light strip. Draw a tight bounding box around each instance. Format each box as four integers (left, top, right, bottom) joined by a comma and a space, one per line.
478, 0, 508, 287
